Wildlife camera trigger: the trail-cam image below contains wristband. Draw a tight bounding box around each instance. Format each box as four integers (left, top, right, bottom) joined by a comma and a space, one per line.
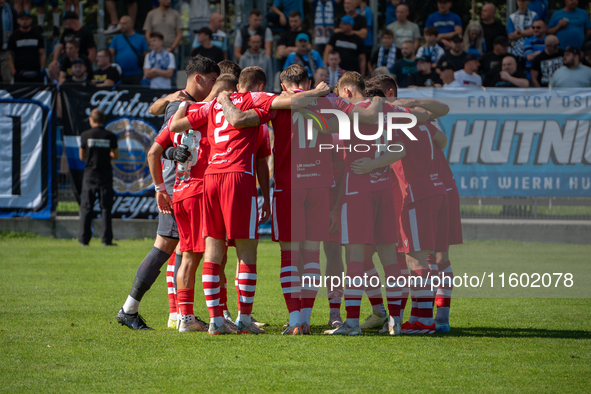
179, 101, 187, 108
154, 183, 166, 193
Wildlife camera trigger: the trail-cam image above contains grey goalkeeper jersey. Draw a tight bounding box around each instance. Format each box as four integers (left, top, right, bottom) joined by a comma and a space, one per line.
158, 101, 181, 195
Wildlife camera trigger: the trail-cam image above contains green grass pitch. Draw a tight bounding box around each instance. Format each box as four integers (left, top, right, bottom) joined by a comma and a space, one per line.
0, 235, 589, 392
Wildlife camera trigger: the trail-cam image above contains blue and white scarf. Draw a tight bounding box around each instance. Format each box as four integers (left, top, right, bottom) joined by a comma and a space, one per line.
147, 49, 170, 70
377, 45, 397, 71
1, 4, 14, 51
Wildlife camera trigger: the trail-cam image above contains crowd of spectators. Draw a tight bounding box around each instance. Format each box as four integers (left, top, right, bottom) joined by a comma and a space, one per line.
3, 0, 591, 89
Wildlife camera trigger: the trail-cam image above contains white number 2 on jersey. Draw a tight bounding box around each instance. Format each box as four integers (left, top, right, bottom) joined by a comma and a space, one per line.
214, 111, 230, 143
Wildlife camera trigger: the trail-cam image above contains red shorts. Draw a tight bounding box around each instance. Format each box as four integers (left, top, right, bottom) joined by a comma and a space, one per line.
174, 195, 205, 253
340, 188, 398, 245
203, 172, 259, 240
398, 194, 448, 254
327, 186, 341, 243
446, 187, 463, 246
272, 187, 329, 242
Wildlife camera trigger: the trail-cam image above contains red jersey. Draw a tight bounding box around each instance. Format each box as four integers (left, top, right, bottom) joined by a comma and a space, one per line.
391, 120, 447, 207
331, 133, 344, 189
272, 94, 354, 190
429, 124, 456, 189
343, 101, 402, 194
186, 91, 276, 175
257, 124, 272, 159
155, 102, 210, 202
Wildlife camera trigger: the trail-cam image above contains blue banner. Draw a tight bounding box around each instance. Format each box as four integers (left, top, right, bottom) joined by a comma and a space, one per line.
399, 88, 591, 197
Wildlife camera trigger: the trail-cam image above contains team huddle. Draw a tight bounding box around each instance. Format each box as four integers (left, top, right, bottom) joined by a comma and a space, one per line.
115, 54, 462, 336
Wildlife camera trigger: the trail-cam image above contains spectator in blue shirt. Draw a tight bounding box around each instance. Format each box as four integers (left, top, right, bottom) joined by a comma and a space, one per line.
547, 0, 591, 50
269, 0, 305, 29
283, 33, 325, 78
523, 19, 547, 70
109, 16, 149, 85
425, 0, 463, 49
357, 0, 373, 59
386, 0, 405, 26
528, 0, 548, 22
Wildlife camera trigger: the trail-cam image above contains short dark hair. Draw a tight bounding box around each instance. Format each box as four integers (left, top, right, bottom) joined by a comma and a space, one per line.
218, 60, 241, 79
186, 54, 220, 78
98, 48, 111, 61
328, 50, 340, 57
381, 29, 394, 39
336, 71, 365, 94
149, 32, 164, 40
289, 10, 302, 18
369, 75, 398, 98
364, 83, 386, 98
90, 108, 106, 126
239, 66, 267, 89
424, 27, 439, 36
280, 64, 309, 84
215, 73, 239, 91
65, 38, 80, 48
249, 9, 262, 17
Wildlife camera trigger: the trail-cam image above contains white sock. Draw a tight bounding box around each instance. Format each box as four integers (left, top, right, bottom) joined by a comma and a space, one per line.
389, 315, 400, 325
435, 307, 450, 324
419, 317, 434, 326
181, 314, 194, 323
38, 14, 44, 27
169, 312, 177, 321
300, 307, 312, 324
122, 295, 140, 314
347, 318, 360, 327
372, 304, 386, 316
399, 308, 405, 322
289, 310, 300, 327
52, 12, 60, 27
237, 313, 251, 326
329, 309, 341, 320
212, 316, 224, 327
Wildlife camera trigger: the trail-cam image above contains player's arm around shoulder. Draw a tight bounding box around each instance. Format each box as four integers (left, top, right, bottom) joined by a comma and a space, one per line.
219, 90, 262, 128
350, 142, 407, 175
170, 101, 206, 133
270, 82, 331, 109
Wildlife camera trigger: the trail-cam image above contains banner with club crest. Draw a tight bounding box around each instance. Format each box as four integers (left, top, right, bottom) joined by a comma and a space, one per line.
60, 85, 171, 219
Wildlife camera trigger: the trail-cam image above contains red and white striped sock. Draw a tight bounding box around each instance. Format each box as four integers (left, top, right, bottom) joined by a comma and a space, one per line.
219, 276, 228, 314
235, 277, 240, 315
436, 260, 453, 323
202, 262, 224, 327
410, 268, 434, 326
301, 249, 321, 324
237, 263, 257, 326
363, 257, 386, 316
344, 261, 364, 325
177, 288, 194, 322
397, 254, 410, 321
383, 263, 402, 322
166, 253, 177, 320
427, 253, 439, 290
280, 250, 301, 327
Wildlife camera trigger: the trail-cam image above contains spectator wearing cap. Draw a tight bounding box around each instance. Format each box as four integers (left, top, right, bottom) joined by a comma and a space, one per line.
143, 0, 182, 53
386, 4, 420, 52
369, 29, 397, 76
437, 34, 467, 71
416, 27, 445, 68
277, 11, 308, 70
59, 39, 93, 84
283, 33, 325, 79
454, 54, 482, 87
7, 10, 45, 83
425, 0, 463, 49
463, 22, 486, 58
437, 60, 462, 87
549, 45, 591, 87
488, 55, 529, 87
190, 27, 224, 63
50, 11, 96, 75
234, 9, 273, 62
334, 0, 368, 41
548, 0, 591, 50
143, 32, 175, 89
386, 0, 405, 26
530, 35, 562, 87
239, 34, 274, 91
408, 55, 442, 87
528, 0, 548, 22
191, 12, 228, 60
523, 19, 547, 71
481, 36, 510, 80
507, 0, 538, 61
92, 49, 120, 87
480, 3, 508, 54
269, 0, 305, 29
392, 40, 417, 88
311, 0, 337, 55
324, 15, 366, 74
109, 16, 149, 86
63, 57, 88, 85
